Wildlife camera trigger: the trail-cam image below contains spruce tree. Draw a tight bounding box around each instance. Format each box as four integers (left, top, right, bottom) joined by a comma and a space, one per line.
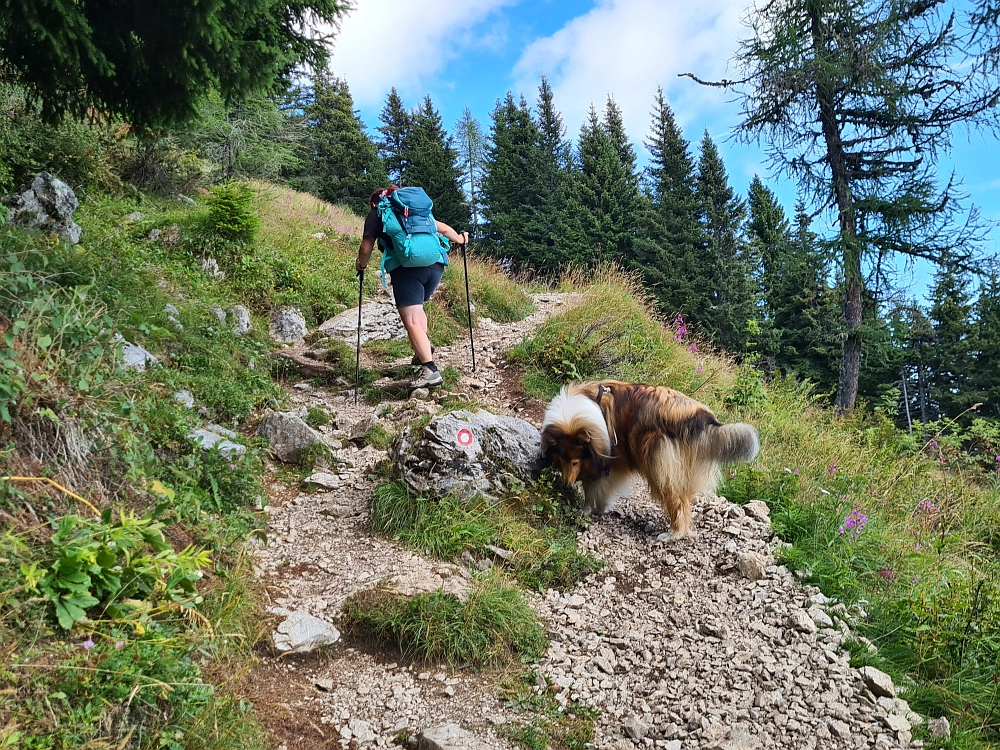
480, 93, 547, 267
376, 88, 409, 184
0, 0, 349, 128
640, 88, 710, 321
401, 95, 470, 230
302, 72, 386, 215
696, 131, 754, 353
972, 264, 1000, 419
927, 262, 977, 419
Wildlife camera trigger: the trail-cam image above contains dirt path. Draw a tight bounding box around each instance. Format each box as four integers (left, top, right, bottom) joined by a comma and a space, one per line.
249, 292, 914, 750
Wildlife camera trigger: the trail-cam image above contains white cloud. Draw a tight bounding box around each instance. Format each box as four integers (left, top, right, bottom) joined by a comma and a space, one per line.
325, 0, 516, 109
511, 0, 749, 147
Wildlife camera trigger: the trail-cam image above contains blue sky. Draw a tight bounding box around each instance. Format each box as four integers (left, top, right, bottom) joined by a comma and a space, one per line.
326, 0, 1000, 299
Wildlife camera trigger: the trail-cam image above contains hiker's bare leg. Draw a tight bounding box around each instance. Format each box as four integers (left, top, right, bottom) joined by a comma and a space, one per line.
399, 304, 432, 364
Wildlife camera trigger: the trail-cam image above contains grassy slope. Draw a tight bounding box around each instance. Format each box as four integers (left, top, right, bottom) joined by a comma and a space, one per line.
512, 267, 1000, 749
0, 181, 540, 749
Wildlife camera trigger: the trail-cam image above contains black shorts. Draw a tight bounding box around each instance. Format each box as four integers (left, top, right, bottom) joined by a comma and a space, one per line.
389, 263, 445, 308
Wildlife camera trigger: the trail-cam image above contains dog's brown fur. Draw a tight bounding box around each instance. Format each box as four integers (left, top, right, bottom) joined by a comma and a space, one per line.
540, 380, 759, 537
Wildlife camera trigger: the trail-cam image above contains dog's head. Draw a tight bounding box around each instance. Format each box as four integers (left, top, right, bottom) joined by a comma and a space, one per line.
540, 422, 610, 485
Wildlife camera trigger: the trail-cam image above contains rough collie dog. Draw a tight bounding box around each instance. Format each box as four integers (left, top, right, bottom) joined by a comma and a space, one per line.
541, 380, 760, 538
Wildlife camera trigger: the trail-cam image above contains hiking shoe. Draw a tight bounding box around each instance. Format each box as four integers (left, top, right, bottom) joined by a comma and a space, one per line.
410, 345, 435, 366
411, 366, 443, 389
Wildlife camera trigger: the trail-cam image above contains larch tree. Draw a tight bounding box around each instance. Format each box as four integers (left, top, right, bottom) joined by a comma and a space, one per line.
686, 0, 1000, 411
454, 108, 487, 235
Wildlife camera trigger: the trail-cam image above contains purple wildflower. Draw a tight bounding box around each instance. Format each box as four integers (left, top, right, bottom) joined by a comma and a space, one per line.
115, 640, 125, 650
828, 463, 838, 475
877, 567, 895, 581
696, 366, 703, 374
82, 639, 95, 651
838, 507, 869, 537
794, 469, 800, 475
689, 344, 698, 352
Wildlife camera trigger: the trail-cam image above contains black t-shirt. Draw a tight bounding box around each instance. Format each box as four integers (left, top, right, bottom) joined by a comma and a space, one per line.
363, 208, 392, 250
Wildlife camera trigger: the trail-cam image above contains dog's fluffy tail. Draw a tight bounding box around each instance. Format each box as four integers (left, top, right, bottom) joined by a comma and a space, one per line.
700, 423, 760, 464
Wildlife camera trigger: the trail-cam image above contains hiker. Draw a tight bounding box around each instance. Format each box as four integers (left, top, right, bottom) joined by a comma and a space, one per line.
355, 185, 468, 388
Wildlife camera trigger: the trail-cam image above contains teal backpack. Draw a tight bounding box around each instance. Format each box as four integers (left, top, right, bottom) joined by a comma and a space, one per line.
377, 187, 450, 276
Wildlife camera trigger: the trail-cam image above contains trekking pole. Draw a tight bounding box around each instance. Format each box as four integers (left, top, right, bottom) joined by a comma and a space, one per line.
355, 269, 364, 405
461, 240, 476, 372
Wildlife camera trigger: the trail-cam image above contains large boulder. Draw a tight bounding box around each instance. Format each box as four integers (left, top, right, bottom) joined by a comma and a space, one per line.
394, 409, 543, 498
8, 172, 83, 244
317, 299, 406, 345
256, 410, 327, 464
269, 306, 306, 344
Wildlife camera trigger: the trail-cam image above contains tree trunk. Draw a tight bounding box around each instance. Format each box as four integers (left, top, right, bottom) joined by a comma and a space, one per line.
810, 1, 862, 412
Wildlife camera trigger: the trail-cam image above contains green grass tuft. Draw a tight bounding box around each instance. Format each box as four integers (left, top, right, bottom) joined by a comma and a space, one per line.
341, 571, 547, 668
370, 478, 602, 591
441, 256, 536, 325
500, 670, 598, 750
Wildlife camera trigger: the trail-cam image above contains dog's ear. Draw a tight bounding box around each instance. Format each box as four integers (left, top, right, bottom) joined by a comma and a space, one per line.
539, 427, 558, 466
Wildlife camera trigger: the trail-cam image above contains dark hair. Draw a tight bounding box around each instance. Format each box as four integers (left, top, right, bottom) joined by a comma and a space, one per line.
369, 184, 401, 208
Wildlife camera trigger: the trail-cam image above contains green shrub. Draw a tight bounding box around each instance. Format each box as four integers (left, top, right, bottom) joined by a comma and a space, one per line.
341, 571, 547, 668
20, 509, 210, 630
206, 181, 259, 243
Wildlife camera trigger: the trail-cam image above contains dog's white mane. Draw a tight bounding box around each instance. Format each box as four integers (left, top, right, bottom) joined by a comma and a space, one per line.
542, 386, 610, 445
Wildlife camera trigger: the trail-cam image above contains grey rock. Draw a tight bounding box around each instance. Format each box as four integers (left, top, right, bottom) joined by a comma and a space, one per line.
147, 228, 161, 241
176, 193, 196, 206
827, 719, 851, 739
199, 256, 225, 279
737, 551, 769, 581
269, 306, 307, 344
787, 609, 818, 633
173, 390, 195, 408
623, 717, 649, 741
663, 743, 682, 750
395, 409, 543, 499
9, 172, 82, 244
188, 427, 246, 457
314, 677, 334, 691
114, 334, 157, 371
927, 716, 950, 739
127, 211, 144, 222
256, 411, 326, 464
270, 609, 340, 653
311, 231, 326, 239
884, 713, 910, 733
743, 500, 771, 522
209, 306, 227, 324
348, 719, 376, 744
418, 723, 490, 750
859, 666, 896, 698
229, 305, 252, 336
808, 606, 834, 628
318, 299, 406, 345
304, 471, 341, 489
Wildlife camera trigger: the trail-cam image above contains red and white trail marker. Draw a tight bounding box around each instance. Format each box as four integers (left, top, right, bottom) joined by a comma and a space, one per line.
456, 428, 474, 447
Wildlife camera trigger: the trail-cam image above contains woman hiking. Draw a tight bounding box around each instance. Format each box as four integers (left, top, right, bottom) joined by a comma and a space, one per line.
354, 185, 468, 389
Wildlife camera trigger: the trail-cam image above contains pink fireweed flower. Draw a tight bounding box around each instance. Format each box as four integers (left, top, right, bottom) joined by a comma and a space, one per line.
696, 366, 703, 374
828, 464, 838, 475
689, 344, 698, 352
838, 508, 868, 537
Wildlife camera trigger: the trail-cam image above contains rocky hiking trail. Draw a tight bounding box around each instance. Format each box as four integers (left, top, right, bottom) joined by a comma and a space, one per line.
248, 292, 933, 750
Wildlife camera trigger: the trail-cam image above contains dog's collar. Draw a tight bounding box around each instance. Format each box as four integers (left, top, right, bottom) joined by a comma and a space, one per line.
597, 384, 606, 404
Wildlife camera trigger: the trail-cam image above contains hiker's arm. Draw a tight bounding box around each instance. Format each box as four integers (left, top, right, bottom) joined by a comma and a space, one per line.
436, 222, 468, 245
356, 236, 376, 272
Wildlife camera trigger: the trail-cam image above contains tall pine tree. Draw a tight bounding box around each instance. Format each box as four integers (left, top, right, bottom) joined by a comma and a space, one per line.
480, 93, 546, 267
927, 262, 976, 420
454, 108, 486, 235
972, 264, 1000, 419
402, 95, 469, 229
376, 88, 409, 184
696, 131, 754, 353
301, 72, 386, 215
639, 88, 710, 321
